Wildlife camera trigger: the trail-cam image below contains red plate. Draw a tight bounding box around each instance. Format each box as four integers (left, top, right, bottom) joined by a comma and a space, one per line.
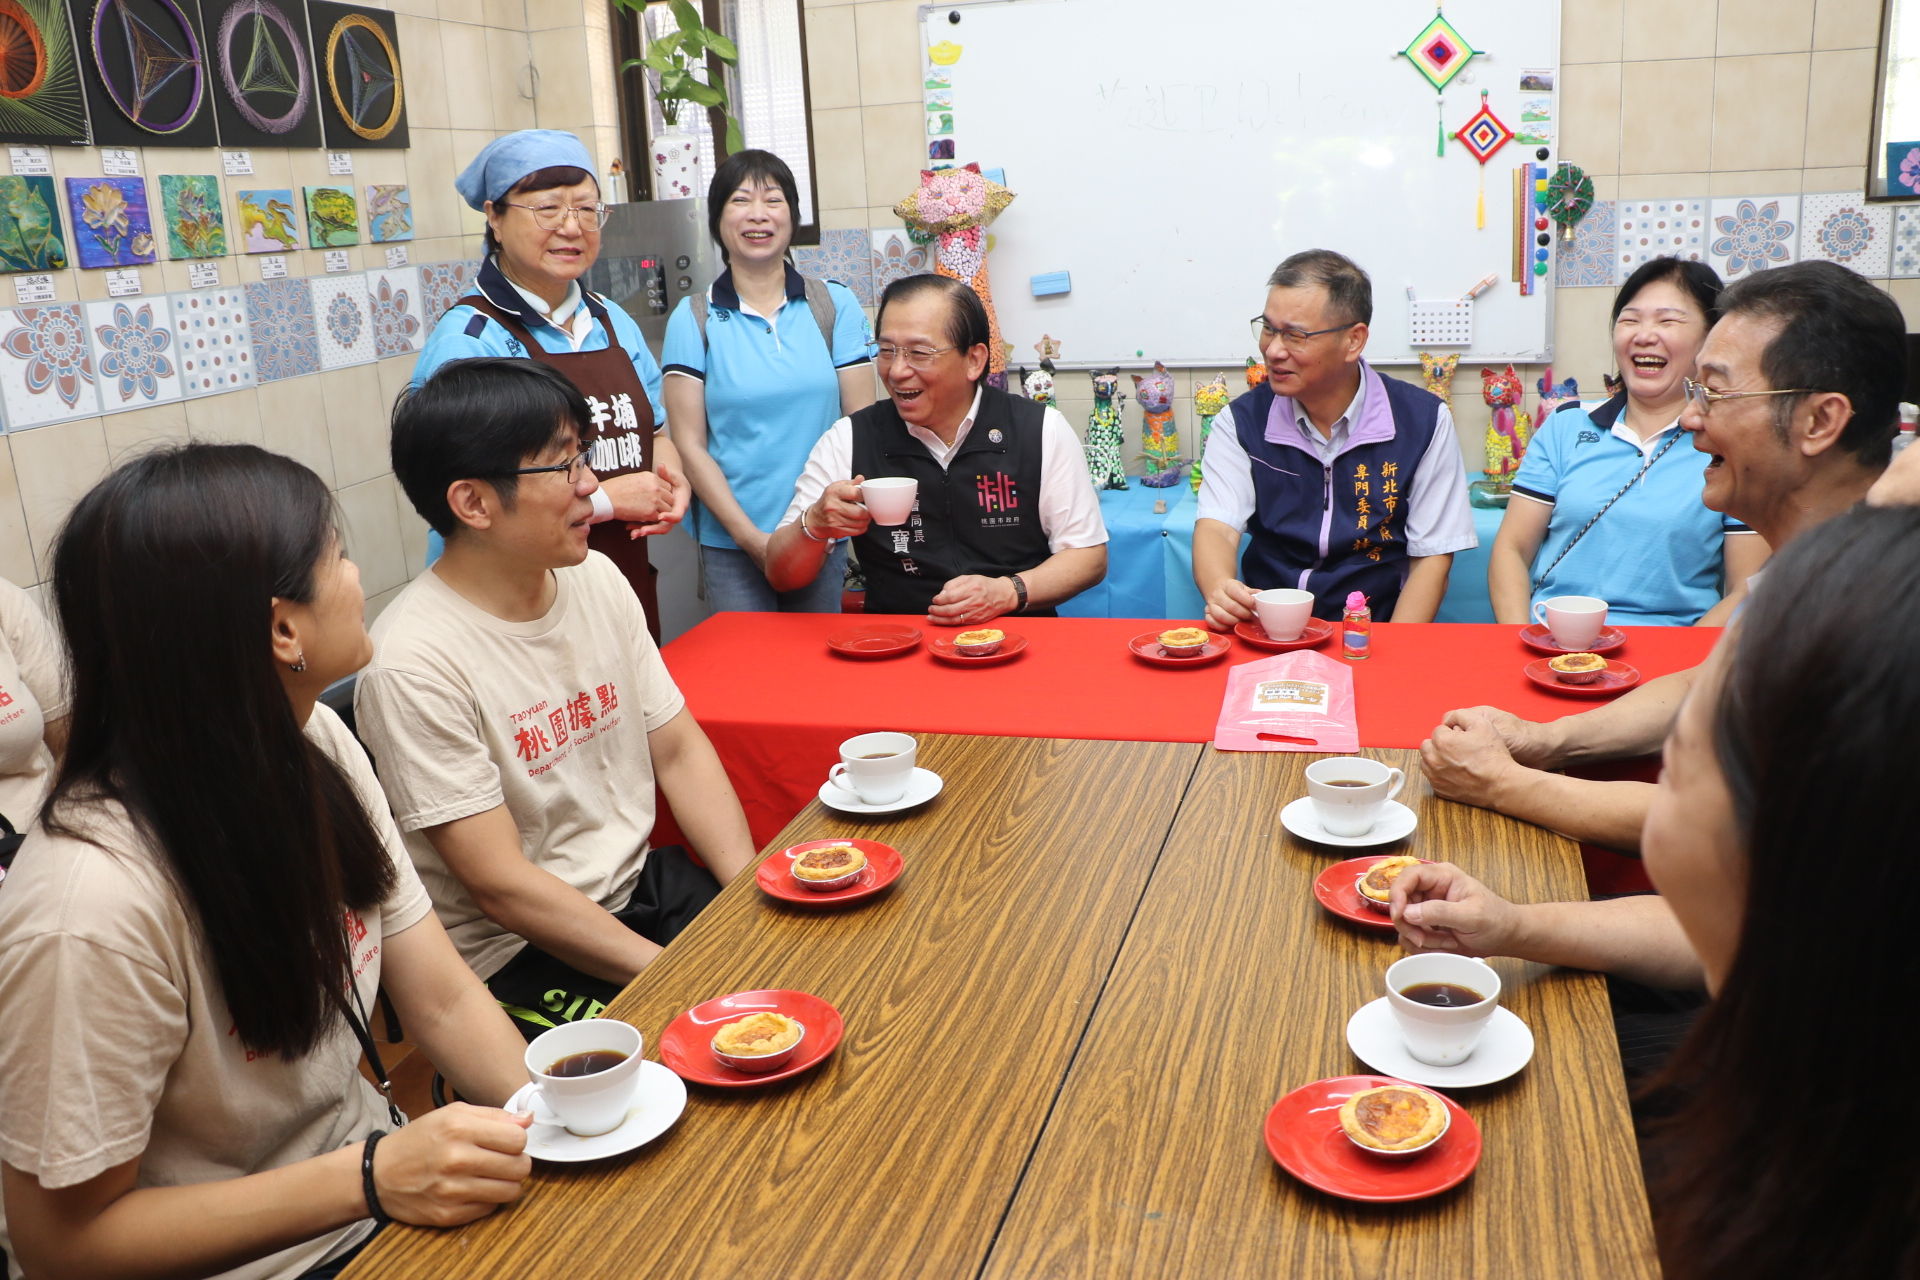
928, 632, 1028, 665
1234, 617, 1336, 651
828, 624, 922, 659
1518, 623, 1626, 656
1312, 856, 1432, 930
658, 989, 844, 1088
1128, 629, 1231, 666
756, 838, 903, 907
1522, 657, 1642, 697
1265, 1074, 1482, 1203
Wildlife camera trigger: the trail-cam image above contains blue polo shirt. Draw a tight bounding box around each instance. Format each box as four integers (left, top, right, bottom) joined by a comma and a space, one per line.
662, 265, 874, 550
1512, 398, 1752, 626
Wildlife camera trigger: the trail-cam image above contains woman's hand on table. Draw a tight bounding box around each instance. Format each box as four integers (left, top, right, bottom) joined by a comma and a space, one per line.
1202, 578, 1258, 630
929, 574, 1020, 626
372, 1103, 534, 1228
1389, 861, 1524, 959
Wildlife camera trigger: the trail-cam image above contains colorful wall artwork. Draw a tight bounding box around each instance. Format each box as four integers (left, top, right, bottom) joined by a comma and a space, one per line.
243, 275, 317, 381
303, 183, 356, 247
235, 186, 297, 252
308, 269, 372, 367
202, 0, 320, 148
364, 183, 410, 241
308, 0, 405, 149
0, 303, 101, 429
85, 296, 181, 406
168, 284, 253, 395
0, 174, 70, 272
66, 0, 222, 148
158, 173, 226, 257
0, 0, 92, 146
63, 176, 157, 268
365, 264, 421, 358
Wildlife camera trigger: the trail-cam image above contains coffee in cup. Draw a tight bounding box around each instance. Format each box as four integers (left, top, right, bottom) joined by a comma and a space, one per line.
1304, 756, 1406, 837
828, 732, 917, 805
1532, 595, 1608, 650
1384, 953, 1501, 1066
860, 477, 919, 526
522, 1018, 644, 1136
1252, 587, 1315, 642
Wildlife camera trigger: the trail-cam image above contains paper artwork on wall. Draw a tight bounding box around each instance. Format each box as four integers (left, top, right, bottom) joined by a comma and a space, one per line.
169, 284, 254, 395
1892, 208, 1920, 278
309, 270, 373, 368
203, 0, 320, 148
307, 0, 406, 149
1553, 197, 1616, 289
0, 174, 70, 272
417, 258, 475, 325
1707, 196, 1799, 279
0, 0, 91, 145
64, 176, 157, 268
1797, 192, 1892, 277
85, 296, 180, 407
791, 229, 873, 305
869, 231, 931, 295
235, 186, 297, 252
158, 173, 226, 257
67, 0, 222, 148
365, 264, 421, 359
0, 303, 100, 428
302, 183, 357, 247
244, 276, 317, 381
364, 183, 410, 241
1886, 142, 1920, 198
1615, 199, 1705, 271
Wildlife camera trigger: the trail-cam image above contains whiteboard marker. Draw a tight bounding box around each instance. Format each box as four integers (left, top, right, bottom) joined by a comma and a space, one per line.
1463, 273, 1497, 300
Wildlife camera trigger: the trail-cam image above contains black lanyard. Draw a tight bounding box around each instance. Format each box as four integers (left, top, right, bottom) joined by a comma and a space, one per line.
342, 983, 407, 1130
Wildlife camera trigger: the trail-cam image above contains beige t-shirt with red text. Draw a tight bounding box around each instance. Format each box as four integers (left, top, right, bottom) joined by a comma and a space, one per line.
353, 551, 685, 981
0, 578, 67, 834
0, 704, 431, 1280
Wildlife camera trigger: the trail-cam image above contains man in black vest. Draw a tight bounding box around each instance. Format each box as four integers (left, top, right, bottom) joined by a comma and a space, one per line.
767, 275, 1108, 623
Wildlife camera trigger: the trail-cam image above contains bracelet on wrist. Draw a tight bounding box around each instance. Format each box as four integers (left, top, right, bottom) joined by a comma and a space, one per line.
1007, 573, 1029, 614
361, 1130, 391, 1225
799, 508, 831, 543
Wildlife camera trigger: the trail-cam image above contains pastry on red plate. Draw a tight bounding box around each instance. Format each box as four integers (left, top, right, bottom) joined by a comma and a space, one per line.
1547, 652, 1607, 685
1339, 1082, 1451, 1156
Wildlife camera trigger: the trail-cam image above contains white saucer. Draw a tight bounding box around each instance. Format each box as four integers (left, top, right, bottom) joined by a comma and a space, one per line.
1344, 996, 1535, 1088
817, 766, 944, 814
506, 1060, 687, 1163
1280, 796, 1417, 848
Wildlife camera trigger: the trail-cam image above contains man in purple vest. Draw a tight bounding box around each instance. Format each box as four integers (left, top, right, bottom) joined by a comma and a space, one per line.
1194, 250, 1476, 627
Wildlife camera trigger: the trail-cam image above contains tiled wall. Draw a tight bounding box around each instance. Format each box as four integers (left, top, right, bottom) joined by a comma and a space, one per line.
0, 0, 626, 622
802, 0, 1897, 468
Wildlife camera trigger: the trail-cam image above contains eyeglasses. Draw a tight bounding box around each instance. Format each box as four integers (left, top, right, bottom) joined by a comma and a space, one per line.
501, 201, 611, 231
501, 449, 594, 484
1681, 377, 1817, 414
1249, 316, 1360, 350
875, 344, 958, 371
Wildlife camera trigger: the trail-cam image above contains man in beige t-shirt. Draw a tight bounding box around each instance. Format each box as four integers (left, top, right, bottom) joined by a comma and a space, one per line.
358, 358, 755, 1035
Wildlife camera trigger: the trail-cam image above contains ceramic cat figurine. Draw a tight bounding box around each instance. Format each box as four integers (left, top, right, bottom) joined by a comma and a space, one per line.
1421, 352, 1461, 406
1085, 368, 1128, 491
1481, 364, 1527, 484
1189, 373, 1231, 493
1134, 361, 1182, 487
1022, 359, 1055, 407
894, 164, 1015, 376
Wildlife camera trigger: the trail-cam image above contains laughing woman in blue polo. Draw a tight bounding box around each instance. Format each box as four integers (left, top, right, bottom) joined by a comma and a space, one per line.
663, 151, 877, 612
1487, 257, 1769, 627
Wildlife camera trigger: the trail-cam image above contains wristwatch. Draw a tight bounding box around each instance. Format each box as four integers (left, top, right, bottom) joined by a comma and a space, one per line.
1007, 574, 1028, 613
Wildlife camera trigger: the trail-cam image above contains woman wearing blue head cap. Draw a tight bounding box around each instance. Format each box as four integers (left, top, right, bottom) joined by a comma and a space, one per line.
412, 129, 687, 638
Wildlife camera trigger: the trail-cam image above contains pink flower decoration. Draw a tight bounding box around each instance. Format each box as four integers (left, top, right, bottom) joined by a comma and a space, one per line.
1901, 148, 1920, 193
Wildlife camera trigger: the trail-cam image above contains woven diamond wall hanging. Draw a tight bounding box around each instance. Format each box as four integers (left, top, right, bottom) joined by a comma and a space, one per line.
1452, 91, 1512, 227
1396, 6, 1485, 157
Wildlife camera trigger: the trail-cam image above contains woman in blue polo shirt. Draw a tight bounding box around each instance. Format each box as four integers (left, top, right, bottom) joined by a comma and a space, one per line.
662, 150, 876, 612
1488, 257, 1769, 627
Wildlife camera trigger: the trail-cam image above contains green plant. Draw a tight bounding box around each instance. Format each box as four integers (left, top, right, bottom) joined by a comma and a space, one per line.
618, 0, 744, 154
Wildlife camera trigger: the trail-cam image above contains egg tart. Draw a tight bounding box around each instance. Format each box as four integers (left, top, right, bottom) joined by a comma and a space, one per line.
711, 1012, 806, 1072
953, 628, 1005, 656
1339, 1083, 1450, 1155
1355, 856, 1423, 910
1547, 652, 1607, 685
791, 843, 867, 891
1157, 626, 1211, 657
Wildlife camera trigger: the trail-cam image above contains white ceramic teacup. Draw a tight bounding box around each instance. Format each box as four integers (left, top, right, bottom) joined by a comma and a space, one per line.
1304, 756, 1406, 837
522, 1018, 644, 1137
1252, 587, 1315, 642
860, 477, 919, 526
827, 732, 917, 805
1532, 595, 1608, 650
1385, 953, 1502, 1067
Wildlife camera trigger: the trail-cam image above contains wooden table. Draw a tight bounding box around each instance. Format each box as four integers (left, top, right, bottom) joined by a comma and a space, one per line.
346, 741, 1656, 1279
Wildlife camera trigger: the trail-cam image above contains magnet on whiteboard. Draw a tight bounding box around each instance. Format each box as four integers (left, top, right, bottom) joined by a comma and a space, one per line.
1030, 271, 1071, 297
984, 167, 1006, 186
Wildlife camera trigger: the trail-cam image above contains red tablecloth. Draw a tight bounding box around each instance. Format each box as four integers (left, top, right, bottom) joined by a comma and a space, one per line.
661, 614, 1720, 848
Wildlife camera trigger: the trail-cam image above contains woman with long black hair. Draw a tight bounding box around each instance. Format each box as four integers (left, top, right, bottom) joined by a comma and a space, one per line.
0, 446, 534, 1280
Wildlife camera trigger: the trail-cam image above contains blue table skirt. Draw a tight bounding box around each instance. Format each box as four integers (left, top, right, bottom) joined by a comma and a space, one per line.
1059, 485, 1501, 624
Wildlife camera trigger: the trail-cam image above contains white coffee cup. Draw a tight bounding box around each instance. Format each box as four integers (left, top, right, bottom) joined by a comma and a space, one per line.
1304, 756, 1406, 837
827, 732, 917, 805
1385, 952, 1502, 1066
860, 477, 919, 526
1252, 587, 1315, 642
522, 1018, 644, 1137
1532, 595, 1608, 650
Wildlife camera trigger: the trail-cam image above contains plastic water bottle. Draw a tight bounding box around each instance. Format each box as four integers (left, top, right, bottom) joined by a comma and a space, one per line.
1342, 591, 1371, 661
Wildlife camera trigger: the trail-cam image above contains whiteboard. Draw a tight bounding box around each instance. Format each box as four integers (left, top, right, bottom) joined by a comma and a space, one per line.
921, 0, 1560, 368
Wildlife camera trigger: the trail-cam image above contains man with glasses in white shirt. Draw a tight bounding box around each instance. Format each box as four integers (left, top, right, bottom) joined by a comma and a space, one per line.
766, 274, 1107, 624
